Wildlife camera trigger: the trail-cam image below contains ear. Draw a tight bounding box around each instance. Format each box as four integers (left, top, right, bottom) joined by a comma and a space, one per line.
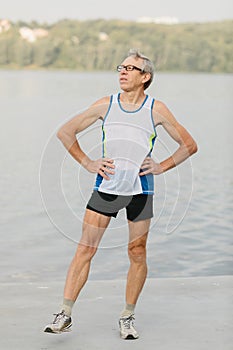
142, 72, 151, 84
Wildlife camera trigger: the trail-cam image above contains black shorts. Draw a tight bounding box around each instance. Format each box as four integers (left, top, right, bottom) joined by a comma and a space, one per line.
86, 191, 153, 222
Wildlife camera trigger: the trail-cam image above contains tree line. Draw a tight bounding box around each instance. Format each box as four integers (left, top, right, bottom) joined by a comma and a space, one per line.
0, 19, 232, 73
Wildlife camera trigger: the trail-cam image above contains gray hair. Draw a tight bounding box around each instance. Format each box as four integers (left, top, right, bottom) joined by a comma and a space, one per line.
127, 49, 154, 90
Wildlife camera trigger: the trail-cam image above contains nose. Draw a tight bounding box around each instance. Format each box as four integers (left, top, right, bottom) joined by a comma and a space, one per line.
120, 67, 127, 74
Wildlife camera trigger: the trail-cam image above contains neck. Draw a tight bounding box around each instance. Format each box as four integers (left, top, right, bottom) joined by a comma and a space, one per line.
120, 90, 146, 105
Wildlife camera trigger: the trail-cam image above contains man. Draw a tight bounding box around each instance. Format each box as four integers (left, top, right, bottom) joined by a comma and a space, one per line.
44, 49, 197, 339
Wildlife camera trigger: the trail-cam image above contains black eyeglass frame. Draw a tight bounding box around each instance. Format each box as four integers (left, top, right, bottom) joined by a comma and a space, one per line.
116, 64, 144, 72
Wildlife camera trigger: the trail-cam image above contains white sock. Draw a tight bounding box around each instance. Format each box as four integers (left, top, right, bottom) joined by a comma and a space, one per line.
120, 303, 135, 318
61, 298, 74, 317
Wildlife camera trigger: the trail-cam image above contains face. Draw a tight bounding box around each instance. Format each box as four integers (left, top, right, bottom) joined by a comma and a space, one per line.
118, 57, 149, 92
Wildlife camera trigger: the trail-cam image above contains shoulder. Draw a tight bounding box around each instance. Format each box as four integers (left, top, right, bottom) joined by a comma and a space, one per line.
93, 95, 111, 106
153, 100, 170, 115
91, 96, 112, 120
152, 99, 178, 126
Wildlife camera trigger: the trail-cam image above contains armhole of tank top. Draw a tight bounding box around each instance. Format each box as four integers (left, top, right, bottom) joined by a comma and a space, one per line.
150, 98, 157, 135
102, 95, 113, 125
141, 94, 149, 108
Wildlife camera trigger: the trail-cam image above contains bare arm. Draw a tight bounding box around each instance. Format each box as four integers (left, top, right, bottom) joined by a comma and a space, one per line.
57, 96, 115, 179
140, 100, 198, 175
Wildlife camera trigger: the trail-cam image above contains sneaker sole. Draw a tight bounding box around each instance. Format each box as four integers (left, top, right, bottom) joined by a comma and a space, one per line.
44, 323, 72, 334
120, 333, 139, 340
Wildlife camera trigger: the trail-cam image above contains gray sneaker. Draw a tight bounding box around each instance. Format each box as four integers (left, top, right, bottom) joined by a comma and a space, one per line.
119, 314, 139, 340
44, 310, 72, 334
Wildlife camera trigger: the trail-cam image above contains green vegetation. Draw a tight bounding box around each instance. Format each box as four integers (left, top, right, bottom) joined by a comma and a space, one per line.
0, 19, 232, 72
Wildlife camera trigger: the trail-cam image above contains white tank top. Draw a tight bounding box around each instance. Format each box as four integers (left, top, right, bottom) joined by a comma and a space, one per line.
94, 93, 157, 195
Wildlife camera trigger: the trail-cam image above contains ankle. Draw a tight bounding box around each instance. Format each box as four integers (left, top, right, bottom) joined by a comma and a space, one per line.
61, 298, 75, 317
120, 303, 135, 318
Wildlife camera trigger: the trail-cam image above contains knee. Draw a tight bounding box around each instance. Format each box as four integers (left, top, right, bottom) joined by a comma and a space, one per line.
128, 242, 147, 264
75, 244, 97, 261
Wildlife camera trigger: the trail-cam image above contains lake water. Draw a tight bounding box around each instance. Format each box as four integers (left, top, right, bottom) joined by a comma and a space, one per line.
0, 70, 232, 284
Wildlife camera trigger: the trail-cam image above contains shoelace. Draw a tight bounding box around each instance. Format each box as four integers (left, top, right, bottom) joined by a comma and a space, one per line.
121, 315, 135, 329
52, 311, 65, 324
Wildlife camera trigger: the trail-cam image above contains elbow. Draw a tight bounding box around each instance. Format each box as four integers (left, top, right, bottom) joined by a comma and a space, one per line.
56, 126, 77, 148
183, 137, 198, 156
189, 140, 198, 156
56, 127, 66, 141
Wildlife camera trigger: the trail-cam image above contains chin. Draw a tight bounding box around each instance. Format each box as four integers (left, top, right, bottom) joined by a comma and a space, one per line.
120, 84, 129, 91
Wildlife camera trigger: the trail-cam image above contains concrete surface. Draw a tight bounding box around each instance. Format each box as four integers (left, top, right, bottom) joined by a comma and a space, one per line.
1, 276, 232, 350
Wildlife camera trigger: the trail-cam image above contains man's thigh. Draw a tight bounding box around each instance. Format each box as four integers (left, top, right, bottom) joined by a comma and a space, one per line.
128, 219, 151, 244
80, 209, 111, 247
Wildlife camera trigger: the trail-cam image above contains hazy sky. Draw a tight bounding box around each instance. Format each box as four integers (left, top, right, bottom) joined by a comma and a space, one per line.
1, 0, 233, 23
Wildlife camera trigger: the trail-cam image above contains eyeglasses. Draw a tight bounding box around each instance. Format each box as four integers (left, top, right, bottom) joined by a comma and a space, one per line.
117, 65, 143, 72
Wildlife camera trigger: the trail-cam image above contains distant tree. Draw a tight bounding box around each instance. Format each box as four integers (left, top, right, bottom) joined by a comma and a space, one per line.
0, 19, 232, 72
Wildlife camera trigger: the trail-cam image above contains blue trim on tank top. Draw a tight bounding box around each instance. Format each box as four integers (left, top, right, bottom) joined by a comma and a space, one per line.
102, 95, 113, 124
150, 98, 157, 136
139, 172, 154, 194
95, 95, 113, 190
117, 93, 148, 113
94, 174, 103, 190
102, 95, 113, 158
